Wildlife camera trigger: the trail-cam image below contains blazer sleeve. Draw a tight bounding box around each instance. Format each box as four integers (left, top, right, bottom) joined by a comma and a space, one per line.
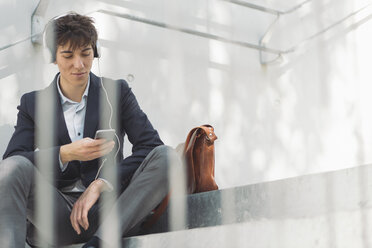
3, 92, 63, 179
97, 80, 163, 187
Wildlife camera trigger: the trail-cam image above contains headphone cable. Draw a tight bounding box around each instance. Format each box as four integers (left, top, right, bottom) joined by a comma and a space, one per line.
95, 58, 121, 180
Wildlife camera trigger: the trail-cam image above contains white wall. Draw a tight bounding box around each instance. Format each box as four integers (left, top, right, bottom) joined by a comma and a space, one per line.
1, 0, 372, 188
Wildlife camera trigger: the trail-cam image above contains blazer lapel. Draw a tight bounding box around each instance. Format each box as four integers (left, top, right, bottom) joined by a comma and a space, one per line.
83, 73, 100, 139
47, 74, 72, 145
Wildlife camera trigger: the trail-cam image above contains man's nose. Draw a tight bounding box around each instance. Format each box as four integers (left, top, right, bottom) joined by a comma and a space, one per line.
73, 56, 84, 69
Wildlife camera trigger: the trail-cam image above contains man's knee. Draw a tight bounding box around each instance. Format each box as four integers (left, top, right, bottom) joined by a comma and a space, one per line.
0, 155, 34, 187
152, 145, 181, 167
147, 145, 182, 181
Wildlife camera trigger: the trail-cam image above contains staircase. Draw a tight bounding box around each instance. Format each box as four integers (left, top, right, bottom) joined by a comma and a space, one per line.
47, 163, 372, 248
118, 164, 372, 248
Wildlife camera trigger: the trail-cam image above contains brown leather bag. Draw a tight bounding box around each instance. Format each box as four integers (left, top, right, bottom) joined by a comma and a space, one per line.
182, 124, 218, 193
142, 124, 218, 228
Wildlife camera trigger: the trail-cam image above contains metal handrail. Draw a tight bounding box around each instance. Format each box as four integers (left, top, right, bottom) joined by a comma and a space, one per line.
259, 2, 372, 64
0, 0, 46, 52
2, 2, 371, 61
0, 34, 39, 52
222, 0, 312, 15
259, 14, 281, 65
290, 3, 372, 52
97, 4, 372, 55
24, 0, 311, 55
96, 9, 283, 55
31, 0, 49, 44
0, 0, 47, 52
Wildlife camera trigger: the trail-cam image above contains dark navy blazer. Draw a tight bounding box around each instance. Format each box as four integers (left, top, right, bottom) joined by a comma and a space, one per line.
3, 72, 163, 190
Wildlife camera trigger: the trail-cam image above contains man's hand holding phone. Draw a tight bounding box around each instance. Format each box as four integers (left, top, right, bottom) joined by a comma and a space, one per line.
60, 129, 116, 164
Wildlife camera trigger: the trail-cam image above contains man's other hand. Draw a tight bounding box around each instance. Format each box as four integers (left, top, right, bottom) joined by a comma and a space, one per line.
70, 179, 107, 235
60, 138, 115, 164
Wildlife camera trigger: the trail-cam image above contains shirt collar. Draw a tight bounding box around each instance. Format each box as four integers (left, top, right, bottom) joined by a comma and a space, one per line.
57, 74, 90, 104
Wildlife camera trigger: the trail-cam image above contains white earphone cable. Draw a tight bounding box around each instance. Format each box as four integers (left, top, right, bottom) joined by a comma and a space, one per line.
95, 58, 121, 180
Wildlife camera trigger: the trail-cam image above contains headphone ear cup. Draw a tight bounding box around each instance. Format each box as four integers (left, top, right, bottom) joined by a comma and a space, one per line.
43, 18, 57, 64
94, 41, 101, 58
43, 44, 54, 63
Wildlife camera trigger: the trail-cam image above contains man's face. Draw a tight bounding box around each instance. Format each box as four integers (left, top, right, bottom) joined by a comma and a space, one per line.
55, 42, 94, 88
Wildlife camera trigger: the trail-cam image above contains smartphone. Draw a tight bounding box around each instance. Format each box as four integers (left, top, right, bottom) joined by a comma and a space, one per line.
94, 129, 116, 141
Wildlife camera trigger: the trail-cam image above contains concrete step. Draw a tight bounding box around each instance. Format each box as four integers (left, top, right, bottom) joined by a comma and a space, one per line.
143, 163, 372, 235
122, 206, 372, 248
121, 163, 372, 247
28, 163, 372, 247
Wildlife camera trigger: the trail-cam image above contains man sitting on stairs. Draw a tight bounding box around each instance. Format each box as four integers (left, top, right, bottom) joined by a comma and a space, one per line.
0, 12, 181, 248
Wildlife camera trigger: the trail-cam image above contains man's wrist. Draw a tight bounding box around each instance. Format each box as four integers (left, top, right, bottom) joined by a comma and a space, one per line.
93, 179, 110, 193
60, 144, 71, 164
97, 178, 114, 192
59, 154, 69, 172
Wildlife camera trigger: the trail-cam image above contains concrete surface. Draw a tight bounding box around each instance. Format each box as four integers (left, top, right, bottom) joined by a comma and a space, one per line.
143, 162, 372, 235
53, 163, 372, 247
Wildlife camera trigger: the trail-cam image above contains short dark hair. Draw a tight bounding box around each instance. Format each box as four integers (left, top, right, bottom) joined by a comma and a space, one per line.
44, 12, 98, 62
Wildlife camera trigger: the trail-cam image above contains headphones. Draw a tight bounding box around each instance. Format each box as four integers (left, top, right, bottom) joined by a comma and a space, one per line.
43, 13, 101, 63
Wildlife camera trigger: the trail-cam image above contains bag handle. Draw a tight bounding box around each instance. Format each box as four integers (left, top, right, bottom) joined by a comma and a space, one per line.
198, 125, 217, 142
184, 124, 217, 153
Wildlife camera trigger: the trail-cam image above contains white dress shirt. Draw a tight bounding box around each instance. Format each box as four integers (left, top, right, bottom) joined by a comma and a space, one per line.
57, 75, 89, 192
57, 76, 113, 193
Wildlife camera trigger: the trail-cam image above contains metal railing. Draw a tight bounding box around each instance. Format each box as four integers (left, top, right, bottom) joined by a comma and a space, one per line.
2, 0, 370, 65
221, 0, 312, 15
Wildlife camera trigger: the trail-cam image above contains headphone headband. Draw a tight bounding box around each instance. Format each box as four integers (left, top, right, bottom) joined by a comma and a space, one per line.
43, 13, 100, 63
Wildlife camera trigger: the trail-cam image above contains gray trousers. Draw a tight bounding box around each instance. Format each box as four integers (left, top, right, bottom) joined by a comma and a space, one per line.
0, 145, 180, 247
